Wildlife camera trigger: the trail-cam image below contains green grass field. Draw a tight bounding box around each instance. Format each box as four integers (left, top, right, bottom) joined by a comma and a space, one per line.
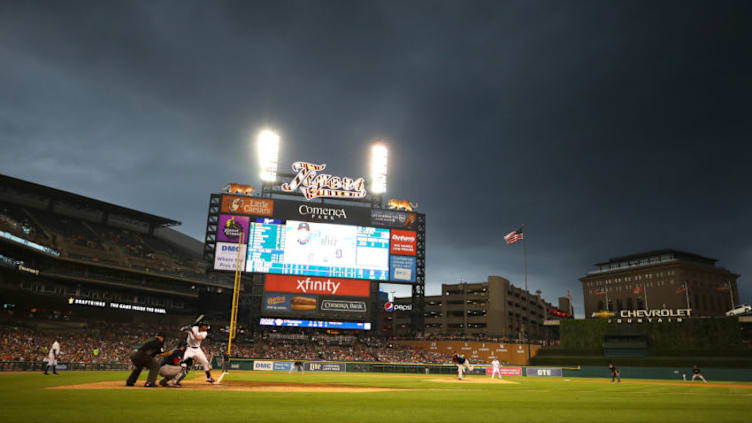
1, 371, 751, 423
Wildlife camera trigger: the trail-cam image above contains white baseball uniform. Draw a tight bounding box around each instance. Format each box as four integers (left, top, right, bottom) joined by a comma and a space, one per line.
491, 359, 502, 378
47, 341, 60, 366
183, 327, 211, 371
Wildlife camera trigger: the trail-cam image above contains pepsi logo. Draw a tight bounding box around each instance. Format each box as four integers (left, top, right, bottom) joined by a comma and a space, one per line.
384, 302, 393, 312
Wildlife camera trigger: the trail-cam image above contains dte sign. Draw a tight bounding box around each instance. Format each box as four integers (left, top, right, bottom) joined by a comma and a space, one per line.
525, 368, 562, 377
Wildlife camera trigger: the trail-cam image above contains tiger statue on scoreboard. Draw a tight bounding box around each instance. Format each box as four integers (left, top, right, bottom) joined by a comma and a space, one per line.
387, 199, 418, 211
223, 183, 256, 196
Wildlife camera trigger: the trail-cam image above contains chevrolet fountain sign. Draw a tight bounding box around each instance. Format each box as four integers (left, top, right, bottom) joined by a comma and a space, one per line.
610, 308, 692, 324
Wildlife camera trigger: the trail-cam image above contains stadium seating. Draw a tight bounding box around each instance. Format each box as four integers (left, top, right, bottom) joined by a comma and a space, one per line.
1, 200, 214, 283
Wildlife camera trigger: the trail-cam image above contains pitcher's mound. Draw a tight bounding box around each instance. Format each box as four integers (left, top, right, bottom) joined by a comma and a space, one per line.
430, 378, 518, 384
49, 379, 406, 393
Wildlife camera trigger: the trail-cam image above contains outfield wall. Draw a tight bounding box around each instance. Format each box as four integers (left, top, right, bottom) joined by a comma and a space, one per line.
562, 365, 752, 382
393, 340, 541, 365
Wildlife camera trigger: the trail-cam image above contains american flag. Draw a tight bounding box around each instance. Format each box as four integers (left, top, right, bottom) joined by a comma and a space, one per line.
594, 290, 607, 295
504, 228, 524, 244
633, 286, 643, 294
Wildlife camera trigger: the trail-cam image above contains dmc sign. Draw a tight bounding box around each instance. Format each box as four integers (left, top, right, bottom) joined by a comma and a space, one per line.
281, 161, 367, 200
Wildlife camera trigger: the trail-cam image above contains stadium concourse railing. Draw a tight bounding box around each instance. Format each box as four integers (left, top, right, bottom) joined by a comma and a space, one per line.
0, 361, 131, 371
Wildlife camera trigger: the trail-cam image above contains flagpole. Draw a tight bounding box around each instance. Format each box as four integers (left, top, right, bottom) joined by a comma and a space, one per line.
643, 283, 649, 310
605, 289, 609, 312
520, 225, 530, 361
685, 282, 690, 309
522, 224, 527, 292
728, 281, 735, 309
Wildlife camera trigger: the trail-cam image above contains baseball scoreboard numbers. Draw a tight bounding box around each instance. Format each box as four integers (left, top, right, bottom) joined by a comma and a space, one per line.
246, 220, 390, 280
212, 196, 419, 284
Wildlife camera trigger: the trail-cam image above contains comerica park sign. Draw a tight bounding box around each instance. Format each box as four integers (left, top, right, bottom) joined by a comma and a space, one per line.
281, 161, 367, 200
610, 308, 693, 324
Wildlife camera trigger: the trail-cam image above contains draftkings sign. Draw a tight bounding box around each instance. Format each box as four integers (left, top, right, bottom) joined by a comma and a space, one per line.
609, 308, 693, 324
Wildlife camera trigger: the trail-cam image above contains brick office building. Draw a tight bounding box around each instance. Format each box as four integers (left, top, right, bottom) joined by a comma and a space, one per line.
580, 250, 740, 318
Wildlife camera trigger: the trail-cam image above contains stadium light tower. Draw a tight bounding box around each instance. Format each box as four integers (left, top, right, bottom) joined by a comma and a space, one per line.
257, 129, 280, 182
370, 143, 388, 194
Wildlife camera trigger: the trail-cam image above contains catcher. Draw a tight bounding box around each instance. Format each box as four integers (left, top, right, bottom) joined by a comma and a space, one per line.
158, 342, 192, 387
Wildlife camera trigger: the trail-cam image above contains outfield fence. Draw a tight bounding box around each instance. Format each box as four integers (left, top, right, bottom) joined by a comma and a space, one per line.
5, 359, 752, 382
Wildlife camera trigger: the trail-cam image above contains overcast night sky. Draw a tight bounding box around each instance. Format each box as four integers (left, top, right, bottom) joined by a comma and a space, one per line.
1, 0, 751, 315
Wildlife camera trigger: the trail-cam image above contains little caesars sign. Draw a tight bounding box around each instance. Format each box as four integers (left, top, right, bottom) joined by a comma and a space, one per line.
610, 308, 693, 324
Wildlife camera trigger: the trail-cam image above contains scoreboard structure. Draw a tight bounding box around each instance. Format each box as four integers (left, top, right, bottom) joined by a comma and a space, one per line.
203, 173, 426, 333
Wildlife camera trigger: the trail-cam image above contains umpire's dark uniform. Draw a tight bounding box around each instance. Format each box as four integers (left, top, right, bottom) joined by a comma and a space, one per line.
126, 333, 165, 387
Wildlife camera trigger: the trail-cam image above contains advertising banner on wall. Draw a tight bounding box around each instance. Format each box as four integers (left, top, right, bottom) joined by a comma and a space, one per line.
273, 361, 293, 371
389, 256, 416, 282
370, 209, 417, 229
213, 242, 247, 271
390, 230, 417, 256
264, 275, 371, 297
253, 360, 274, 371
262, 293, 317, 313
272, 199, 372, 225
484, 367, 523, 376
304, 362, 346, 372
221, 195, 274, 216
217, 214, 250, 243
259, 318, 372, 330
525, 368, 563, 377
320, 299, 367, 313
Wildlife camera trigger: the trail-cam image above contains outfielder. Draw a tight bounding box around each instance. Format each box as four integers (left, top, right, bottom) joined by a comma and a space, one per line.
490, 359, 502, 379
608, 363, 621, 383
452, 353, 473, 380
181, 323, 214, 383
43, 340, 60, 375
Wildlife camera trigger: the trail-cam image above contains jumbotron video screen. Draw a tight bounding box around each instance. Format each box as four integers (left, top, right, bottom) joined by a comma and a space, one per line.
210, 195, 420, 284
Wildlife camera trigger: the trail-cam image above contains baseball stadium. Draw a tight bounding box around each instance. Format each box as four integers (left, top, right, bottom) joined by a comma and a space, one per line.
2, 140, 752, 423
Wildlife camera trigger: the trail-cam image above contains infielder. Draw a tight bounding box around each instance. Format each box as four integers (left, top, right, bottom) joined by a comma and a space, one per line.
289, 361, 304, 374
691, 365, 708, 383
452, 353, 473, 380
181, 323, 214, 383
490, 359, 502, 379
43, 340, 60, 375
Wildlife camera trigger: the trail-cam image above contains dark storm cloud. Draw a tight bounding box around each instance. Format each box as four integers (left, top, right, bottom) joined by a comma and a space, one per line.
1, 0, 751, 314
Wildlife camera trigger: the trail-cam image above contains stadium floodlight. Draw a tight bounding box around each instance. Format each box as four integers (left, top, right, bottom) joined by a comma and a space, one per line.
257, 129, 280, 182
370, 143, 388, 194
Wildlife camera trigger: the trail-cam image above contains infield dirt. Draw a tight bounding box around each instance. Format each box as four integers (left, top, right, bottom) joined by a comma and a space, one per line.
48, 378, 408, 392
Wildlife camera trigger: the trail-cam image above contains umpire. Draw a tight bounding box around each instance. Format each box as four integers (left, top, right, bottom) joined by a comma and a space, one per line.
126, 332, 168, 387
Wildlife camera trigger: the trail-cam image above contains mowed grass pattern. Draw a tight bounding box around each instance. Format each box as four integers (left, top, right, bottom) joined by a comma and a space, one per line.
1, 371, 751, 423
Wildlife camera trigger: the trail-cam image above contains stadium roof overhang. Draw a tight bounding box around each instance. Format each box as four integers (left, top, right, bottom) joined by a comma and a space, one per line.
0, 173, 180, 228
